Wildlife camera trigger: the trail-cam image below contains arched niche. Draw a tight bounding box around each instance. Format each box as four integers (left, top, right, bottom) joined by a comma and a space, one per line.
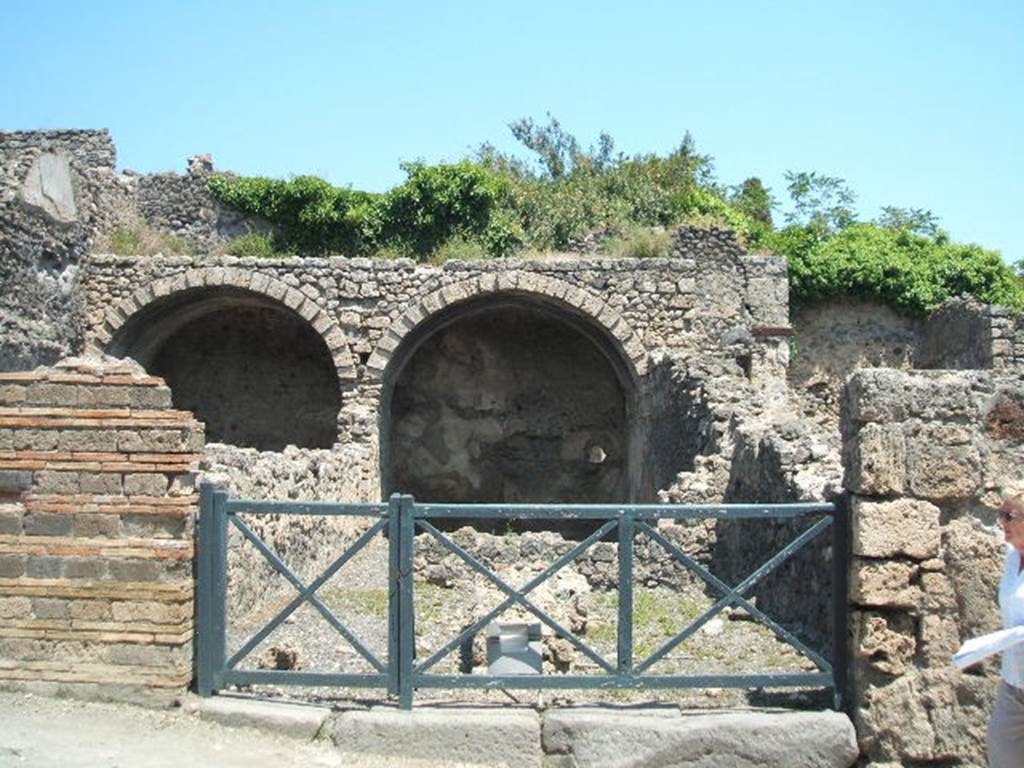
108, 286, 342, 451
379, 292, 643, 507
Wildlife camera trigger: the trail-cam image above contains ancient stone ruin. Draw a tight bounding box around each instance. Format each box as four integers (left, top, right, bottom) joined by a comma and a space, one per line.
2, 128, 1023, 766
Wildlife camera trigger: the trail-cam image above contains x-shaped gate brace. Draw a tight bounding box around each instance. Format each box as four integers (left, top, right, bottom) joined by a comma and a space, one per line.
196, 486, 849, 711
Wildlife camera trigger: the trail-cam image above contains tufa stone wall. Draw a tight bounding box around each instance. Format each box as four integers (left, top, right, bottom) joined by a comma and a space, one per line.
79, 232, 791, 501
842, 368, 1020, 766
0, 356, 204, 703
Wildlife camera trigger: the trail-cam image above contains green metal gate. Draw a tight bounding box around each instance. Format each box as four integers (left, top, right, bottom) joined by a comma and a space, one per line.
196, 485, 849, 710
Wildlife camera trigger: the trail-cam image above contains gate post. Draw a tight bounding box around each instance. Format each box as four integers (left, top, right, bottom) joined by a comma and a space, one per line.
386, 493, 401, 697
398, 494, 416, 710
831, 493, 851, 712
617, 512, 634, 676
196, 483, 228, 696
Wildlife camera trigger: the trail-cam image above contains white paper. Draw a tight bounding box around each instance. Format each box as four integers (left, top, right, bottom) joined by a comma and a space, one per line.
953, 626, 1024, 670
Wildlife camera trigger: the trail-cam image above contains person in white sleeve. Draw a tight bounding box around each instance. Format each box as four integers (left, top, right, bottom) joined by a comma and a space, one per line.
988, 487, 1024, 768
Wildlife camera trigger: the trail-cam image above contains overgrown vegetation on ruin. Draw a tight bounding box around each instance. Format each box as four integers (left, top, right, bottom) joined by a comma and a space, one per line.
207, 116, 1024, 315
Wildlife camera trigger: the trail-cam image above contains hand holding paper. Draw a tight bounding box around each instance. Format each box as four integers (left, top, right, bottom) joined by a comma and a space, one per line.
953, 626, 1024, 670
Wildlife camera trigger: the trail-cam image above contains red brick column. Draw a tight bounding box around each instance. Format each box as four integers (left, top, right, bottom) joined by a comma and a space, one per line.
0, 358, 203, 703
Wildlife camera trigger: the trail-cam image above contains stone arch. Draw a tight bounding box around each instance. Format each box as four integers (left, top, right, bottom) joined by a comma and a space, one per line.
372, 272, 650, 507
364, 271, 648, 383
90, 266, 356, 380
96, 267, 354, 451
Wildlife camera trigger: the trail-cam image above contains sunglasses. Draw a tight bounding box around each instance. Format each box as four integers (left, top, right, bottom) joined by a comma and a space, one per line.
998, 509, 1024, 524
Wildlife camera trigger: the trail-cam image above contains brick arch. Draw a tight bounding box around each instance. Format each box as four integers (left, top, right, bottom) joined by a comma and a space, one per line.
90, 266, 357, 381
365, 271, 648, 383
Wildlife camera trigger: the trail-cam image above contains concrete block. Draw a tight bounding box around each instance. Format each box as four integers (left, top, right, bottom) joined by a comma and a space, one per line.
542, 709, 858, 768
200, 695, 330, 741
331, 707, 542, 767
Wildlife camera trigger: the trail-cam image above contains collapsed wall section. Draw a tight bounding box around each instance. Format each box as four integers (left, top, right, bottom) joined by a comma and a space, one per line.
843, 368, 1019, 766
0, 130, 120, 371
0, 357, 203, 703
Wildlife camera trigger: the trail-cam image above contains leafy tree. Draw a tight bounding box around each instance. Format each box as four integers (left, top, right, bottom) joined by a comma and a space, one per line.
730, 177, 775, 227
784, 171, 857, 235
875, 206, 941, 238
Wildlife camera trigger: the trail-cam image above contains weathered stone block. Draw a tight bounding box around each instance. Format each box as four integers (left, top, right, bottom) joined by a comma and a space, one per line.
0, 554, 26, 578
906, 426, 981, 500
34, 470, 79, 494
25, 555, 63, 579
108, 559, 160, 582
31, 597, 70, 619
0, 385, 27, 405
0, 597, 32, 619
852, 498, 941, 560
128, 386, 172, 410
0, 505, 23, 535
850, 558, 921, 608
73, 513, 120, 538
0, 429, 13, 451
111, 600, 189, 624
845, 423, 906, 495
75, 385, 130, 407
118, 429, 187, 453
23, 512, 73, 537
0, 470, 33, 494
25, 382, 78, 406
63, 558, 107, 579
70, 600, 112, 621
79, 472, 122, 495
918, 613, 960, 666
14, 429, 59, 451
853, 611, 916, 676
859, 674, 936, 761
58, 429, 119, 452
123, 473, 168, 496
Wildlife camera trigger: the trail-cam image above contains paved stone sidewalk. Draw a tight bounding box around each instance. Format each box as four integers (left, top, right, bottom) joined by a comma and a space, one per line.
0, 692, 476, 768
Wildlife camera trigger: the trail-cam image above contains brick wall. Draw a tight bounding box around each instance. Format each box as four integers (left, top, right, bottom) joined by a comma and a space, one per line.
0, 357, 203, 703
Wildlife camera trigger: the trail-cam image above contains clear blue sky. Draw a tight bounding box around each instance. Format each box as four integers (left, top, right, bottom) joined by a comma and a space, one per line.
3, 1, 1022, 262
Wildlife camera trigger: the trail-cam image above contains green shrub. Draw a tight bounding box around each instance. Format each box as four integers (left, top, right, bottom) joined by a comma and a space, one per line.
98, 223, 192, 256
784, 223, 1024, 314
599, 226, 673, 259
218, 231, 285, 259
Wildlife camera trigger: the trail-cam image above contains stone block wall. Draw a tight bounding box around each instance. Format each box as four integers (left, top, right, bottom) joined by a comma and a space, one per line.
0, 357, 203, 703
919, 295, 1024, 371
843, 368, 1021, 766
